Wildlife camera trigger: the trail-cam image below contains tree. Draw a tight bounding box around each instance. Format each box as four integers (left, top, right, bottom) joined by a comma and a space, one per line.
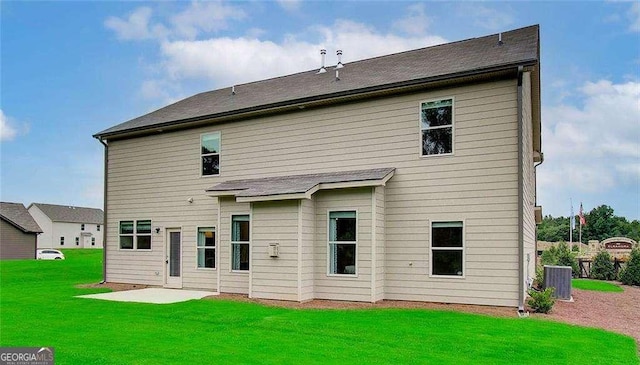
555, 242, 579, 277
619, 247, 640, 286
590, 250, 615, 280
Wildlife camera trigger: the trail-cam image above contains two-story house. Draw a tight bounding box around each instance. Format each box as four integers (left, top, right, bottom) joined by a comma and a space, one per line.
94, 25, 543, 310
28, 203, 104, 249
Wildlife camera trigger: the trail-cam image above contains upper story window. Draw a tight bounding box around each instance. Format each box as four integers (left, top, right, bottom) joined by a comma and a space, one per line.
421, 98, 453, 156
119, 220, 152, 250
201, 132, 220, 176
97, 224, 101, 232
81, 224, 85, 231
328, 211, 357, 276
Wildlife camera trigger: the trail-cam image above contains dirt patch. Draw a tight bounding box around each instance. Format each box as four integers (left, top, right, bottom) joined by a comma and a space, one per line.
533, 284, 640, 344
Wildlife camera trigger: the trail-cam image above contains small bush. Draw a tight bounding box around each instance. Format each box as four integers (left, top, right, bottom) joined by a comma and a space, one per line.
619, 247, 640, 286
533, 265, 544, 288
527, 287, 555, 313
590, 250, 616, 280
540, 248, 557, 266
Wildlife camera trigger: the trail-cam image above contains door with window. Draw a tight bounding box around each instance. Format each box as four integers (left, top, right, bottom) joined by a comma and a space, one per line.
165, 229, 182, 288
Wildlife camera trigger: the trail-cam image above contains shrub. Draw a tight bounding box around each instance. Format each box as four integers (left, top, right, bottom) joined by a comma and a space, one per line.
540, 248, 557, 266
527, 287, 555, 313
555, 242, 579, 277
590, 250, 616, 280
533, 265, 544, 289
619, 247, 640, 286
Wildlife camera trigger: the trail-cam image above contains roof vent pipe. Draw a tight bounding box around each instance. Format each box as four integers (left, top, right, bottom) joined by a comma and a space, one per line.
232, 85, 236, 95
317, 49, 327, 74
336, 50, 344, 69
498, 33, 503, 46
335, 69, 340, 81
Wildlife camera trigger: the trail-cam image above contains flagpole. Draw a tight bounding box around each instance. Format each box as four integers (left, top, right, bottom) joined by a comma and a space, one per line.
569, 198, 573, 251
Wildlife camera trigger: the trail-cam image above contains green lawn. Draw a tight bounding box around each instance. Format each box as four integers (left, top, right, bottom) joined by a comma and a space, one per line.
572, 278, 624, 292
1, 250, 638, 364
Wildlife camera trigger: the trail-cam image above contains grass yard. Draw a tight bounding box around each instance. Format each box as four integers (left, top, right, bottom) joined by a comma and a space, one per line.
572, 279, 624, 292
1, 250, 638, 364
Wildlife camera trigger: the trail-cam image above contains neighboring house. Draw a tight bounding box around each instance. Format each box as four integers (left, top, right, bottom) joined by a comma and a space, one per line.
94, 25, 543, 309
28, 203, 104, 249
0, 202, 42, 260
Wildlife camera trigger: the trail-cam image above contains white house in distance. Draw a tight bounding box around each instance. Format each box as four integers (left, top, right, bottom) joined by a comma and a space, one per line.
93, 25, 543, 310
28, 203, 104, 249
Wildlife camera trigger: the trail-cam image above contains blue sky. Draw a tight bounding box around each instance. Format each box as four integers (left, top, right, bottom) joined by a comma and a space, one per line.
1, 1, 639, 220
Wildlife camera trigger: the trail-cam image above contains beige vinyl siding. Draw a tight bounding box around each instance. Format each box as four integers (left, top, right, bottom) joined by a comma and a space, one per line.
299, 199, 315, 301
521, 72, 537, 287
218, 197, 249, 294
28, 205, 54, 249
181, 222, 218, 291
106, 77, 524, 306
373, 186, 385, 302
250, 200, 299, 301
314, 188, 372, 302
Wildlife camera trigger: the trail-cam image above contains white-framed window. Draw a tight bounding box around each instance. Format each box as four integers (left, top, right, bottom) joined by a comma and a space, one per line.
430, 221, 464, 277
91, 237, 96, 246
75, 237, 79, 246
197, 227, 216, 269
97, 224, 101, 232
60, 237, 64, 246
328, 211, 357, 275
420, 98, 454, 156
231, 215, 249, 271
119, 220, 152, 250
201, 132, 220, 176
81, 223, 85, 231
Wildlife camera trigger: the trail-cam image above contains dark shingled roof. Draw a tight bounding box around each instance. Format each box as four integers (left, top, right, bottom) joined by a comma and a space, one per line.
30, 203, 104, 224
95, 25, 539, 139
207, 168, 395, 199
0, 202, 43, 233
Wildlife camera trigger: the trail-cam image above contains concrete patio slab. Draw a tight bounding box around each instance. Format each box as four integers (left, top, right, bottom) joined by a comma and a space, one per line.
77, 288, 218, 304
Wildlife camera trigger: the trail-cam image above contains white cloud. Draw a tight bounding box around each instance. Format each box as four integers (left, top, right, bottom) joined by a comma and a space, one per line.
458, 4, 514, 31
393, 3, 430, 36
628, 2, 640, 32
539, 80, 640, 193
104, 7, 167, 41
0, 110, 29, 142
276, 0, 301, 12
170, 1, 246, 40
158, 19, 446, 87
0, 110, 18, 141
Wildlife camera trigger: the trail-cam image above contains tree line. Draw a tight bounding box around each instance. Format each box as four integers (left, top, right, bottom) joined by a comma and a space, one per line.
537, 205, 640, 243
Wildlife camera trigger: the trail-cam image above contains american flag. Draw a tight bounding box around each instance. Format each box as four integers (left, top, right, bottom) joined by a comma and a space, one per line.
579, 203, 586, 226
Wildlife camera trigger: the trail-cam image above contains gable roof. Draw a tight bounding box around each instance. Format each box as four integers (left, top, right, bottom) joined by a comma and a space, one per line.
95, 25, 540, 141
207, 168, 395, 202
29, 203, 104, 224
0, 202, 43, 233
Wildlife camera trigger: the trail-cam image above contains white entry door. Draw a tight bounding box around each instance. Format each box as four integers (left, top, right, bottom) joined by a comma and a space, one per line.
165, 229, 182, 288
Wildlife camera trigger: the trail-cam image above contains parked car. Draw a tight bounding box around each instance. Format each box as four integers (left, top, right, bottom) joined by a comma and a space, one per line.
37, 249, 65, 260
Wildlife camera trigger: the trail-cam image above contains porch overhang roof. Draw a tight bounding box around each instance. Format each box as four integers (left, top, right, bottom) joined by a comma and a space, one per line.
206, 168, 395, 203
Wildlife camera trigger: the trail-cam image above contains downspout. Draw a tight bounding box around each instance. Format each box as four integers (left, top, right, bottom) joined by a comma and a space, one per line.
516, 66, 525, 313
96, 137, 108, 284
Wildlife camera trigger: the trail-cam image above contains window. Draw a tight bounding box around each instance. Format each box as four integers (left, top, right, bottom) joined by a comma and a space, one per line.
119, 220, 152, 250
60, 237, 64, 246
201, 132, 220, 176
91, 237, 96, 246
81, 223, 85, 231
231, 215, 249, 271
97, 224, 101, 232
75, 237, 79, 246
328, 211, 357, 275
431, 221, 464, 276
421, 98, 453, 156
197, 227, 216, 269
